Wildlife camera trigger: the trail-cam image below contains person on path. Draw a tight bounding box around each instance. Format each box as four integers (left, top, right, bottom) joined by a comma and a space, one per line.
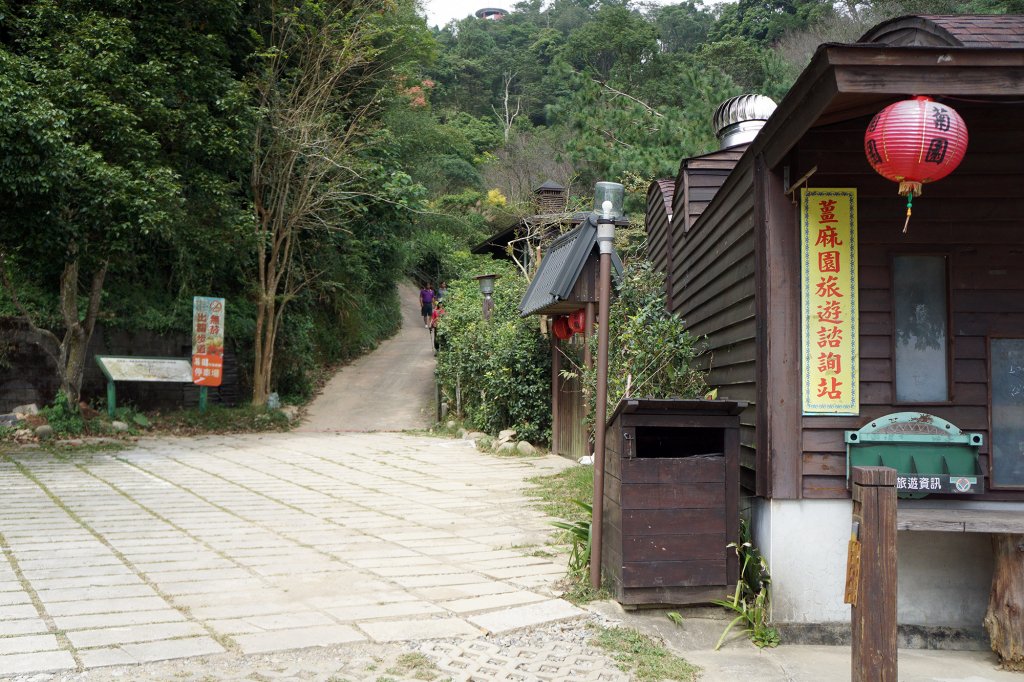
430, 301, 446, 353
437, 281, 447, 302
419, 284, 435, 328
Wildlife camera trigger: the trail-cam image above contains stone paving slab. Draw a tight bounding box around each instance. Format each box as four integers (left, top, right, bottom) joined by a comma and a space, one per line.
0, 432, 577, 678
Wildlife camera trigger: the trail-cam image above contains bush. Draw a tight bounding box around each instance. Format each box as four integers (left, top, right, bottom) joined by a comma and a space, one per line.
567, 260, 707, 432
434, 258, 551, 444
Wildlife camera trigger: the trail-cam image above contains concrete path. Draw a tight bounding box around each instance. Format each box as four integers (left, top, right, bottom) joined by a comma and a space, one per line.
0, 432, 585, 679
297, 282, 436, 433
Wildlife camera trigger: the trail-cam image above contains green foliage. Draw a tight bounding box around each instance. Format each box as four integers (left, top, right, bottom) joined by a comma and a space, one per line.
549, 499, 592, 577
568, 260, 707, 433
434, 261, 551, 443
712, 519, 780, 650
40, 393, 85, 437
667, 611, 684, 627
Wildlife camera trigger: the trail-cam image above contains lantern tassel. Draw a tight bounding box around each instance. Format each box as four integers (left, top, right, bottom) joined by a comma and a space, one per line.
903, 192, 914, 234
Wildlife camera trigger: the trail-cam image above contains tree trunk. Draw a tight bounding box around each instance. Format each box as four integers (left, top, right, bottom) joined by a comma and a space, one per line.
984, 533, 1024, 671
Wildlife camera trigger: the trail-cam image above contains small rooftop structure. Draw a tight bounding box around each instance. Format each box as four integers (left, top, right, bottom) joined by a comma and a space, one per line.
474, 7, 507, 20
519, 216, 624, 317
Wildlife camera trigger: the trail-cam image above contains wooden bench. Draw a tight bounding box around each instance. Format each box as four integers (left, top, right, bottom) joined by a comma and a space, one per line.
898, 507, 1024, 534
897, 505, 1024, 668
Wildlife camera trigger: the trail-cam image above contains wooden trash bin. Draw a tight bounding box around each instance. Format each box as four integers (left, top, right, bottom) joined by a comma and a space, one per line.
601, 398, 746, 606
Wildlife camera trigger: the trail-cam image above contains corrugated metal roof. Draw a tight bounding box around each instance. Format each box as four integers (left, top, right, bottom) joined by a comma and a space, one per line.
860, 14, 1024, 49
518, 217, 624, 317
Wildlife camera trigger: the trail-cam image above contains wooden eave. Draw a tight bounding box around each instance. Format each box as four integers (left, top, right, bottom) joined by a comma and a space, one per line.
688, 43, 1024, 242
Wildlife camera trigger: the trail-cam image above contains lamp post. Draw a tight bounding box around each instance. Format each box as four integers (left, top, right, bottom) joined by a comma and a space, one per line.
590, 181, 624, 590
473, 273, 500, 321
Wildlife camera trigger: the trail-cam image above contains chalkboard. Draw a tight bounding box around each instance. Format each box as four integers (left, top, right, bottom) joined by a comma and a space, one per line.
990, 339, 1024, 488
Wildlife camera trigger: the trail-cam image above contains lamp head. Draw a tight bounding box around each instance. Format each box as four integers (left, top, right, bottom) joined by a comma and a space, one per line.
592, 181, 624, 221
473, 273, 500, 296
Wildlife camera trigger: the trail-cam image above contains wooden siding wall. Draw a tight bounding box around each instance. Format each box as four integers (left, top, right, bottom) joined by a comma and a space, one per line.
670, 161, 759, 491
794, 104, 1024, 500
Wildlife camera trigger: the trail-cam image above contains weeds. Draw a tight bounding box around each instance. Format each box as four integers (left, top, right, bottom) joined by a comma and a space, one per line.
550, 499, 592, 578
592, 625, 700, 682
712, 519, 779, 649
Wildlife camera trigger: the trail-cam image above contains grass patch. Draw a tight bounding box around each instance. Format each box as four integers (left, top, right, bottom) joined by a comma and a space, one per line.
42, 440, 128, 457
144, 404, 291, 435
526, 464, 593, 521
384, 652, 441, 680
592, 625, 700, 682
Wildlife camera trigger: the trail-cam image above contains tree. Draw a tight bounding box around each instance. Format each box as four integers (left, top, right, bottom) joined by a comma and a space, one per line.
248, 0, 433, 405
0, 1, 245, 407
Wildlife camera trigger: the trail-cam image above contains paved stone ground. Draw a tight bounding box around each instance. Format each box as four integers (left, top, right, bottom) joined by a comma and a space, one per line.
0, 432, 614, 680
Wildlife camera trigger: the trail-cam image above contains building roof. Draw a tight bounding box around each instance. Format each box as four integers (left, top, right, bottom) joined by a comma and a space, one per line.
860, 14, 1024, 49
651, 179, 674, 218
535, 179, 566, 192
682, 15, 1024, 244
518, 217, 624, 317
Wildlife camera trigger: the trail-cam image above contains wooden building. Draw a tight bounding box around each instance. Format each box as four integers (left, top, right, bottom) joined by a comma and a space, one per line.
519, 218, 623, 459
647, 15, 1024, 639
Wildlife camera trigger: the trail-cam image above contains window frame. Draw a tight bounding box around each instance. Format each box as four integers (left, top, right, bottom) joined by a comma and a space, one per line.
986, 335, 1024, 491
889, 251, 954, 406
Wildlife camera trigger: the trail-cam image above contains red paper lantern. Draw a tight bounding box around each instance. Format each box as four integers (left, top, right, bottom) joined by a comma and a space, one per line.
568, 308, 587, 334
864, 96, 968, 231
552, 316, 573, 341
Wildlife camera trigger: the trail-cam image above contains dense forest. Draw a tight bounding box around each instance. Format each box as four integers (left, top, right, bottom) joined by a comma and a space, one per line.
1, 0, 1021, 409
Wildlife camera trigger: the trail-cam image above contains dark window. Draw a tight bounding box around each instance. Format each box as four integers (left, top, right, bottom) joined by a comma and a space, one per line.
990, 339, 1024, 488
893, 255, 949, 402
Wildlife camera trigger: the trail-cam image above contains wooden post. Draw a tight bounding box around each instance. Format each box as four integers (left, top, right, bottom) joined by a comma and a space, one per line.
851, 466, 897, 682
984, 534, 1024, 670
106, 380, 116, 418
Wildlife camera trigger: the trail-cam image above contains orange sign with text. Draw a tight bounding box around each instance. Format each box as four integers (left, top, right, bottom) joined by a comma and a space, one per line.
192, 297, 225, 387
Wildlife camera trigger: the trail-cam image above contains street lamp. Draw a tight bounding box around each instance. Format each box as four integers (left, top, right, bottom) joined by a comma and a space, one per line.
473, 273, 501, 321
590, 181, 624, 591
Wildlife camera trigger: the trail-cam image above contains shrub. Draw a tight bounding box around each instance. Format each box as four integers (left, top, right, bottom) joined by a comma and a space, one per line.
434, 258, 551, 444
567, 260, 707, 432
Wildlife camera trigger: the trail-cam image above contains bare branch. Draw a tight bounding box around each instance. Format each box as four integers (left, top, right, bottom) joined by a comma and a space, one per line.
593, 78, 664, 118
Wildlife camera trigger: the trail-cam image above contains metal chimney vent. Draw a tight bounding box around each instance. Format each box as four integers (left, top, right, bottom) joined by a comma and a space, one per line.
713, 94, 777, 149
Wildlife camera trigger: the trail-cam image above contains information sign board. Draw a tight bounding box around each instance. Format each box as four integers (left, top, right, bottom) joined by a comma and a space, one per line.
192, 296, 225, 387
95, 356, 193, 383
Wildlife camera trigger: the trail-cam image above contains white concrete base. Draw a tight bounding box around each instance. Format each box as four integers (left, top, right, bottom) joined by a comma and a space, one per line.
752, 498, 997, 628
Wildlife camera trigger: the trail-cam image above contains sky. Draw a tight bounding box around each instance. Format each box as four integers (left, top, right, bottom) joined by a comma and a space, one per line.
422, 0, 727, 29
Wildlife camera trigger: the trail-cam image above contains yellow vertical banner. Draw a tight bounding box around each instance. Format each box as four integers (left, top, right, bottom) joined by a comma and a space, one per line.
801, 188, 858, 415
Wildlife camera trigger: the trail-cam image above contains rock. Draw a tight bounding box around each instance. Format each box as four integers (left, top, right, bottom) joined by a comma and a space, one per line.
12, 403, 38, 417
13, 428, 33, 440
498, 428, 517, 443
578, 454, 594, 465
497, 441, 517, 454
78, 401, 101, 420
0, 413, 17, 427
111, 421, 130, 432
446, 420, 456, 429
440, 402, 450, 419
34, 424, 53, 440
280, 405, 300, 421
516, 441, 536, 455
466, 431, 487, 441
457, 428, 467, 439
